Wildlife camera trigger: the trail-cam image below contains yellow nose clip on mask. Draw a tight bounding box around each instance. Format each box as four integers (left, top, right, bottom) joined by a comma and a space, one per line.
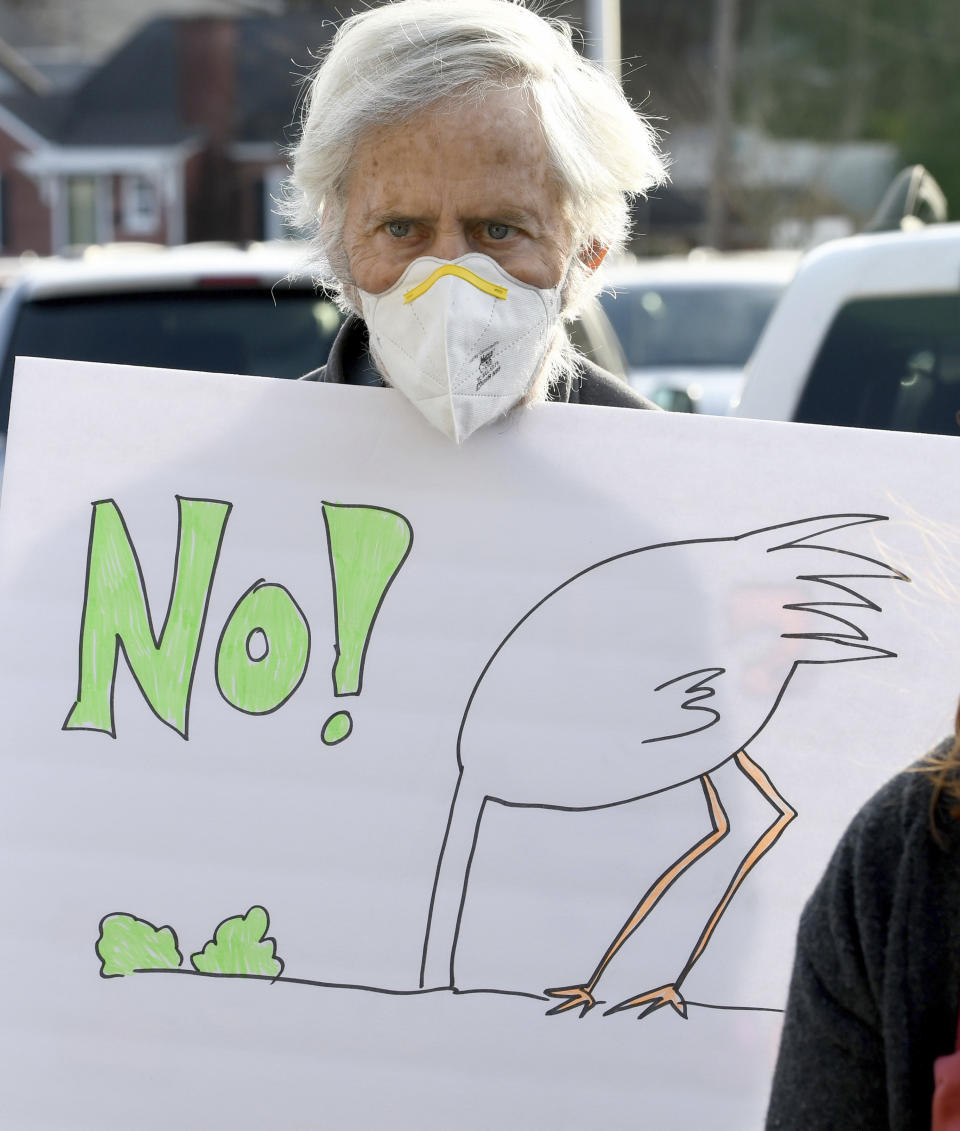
359, 251, 561, 443
403, 263, 509, 305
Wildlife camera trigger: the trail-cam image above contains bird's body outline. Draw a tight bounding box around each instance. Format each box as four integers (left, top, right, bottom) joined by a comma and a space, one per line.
419, 513, 908, 1016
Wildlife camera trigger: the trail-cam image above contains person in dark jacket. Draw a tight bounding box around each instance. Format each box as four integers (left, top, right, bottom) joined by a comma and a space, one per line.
766, 709, 960, 1130
300, 313, 652, 410
286, 0, 666, 440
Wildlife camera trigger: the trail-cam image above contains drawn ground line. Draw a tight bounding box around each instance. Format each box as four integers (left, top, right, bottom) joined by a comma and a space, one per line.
130, 968, 784, 1012
133, 968, 543, 1000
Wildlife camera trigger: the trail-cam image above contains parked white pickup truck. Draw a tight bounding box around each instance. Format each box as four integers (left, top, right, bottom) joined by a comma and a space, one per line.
734, 221, 960, 437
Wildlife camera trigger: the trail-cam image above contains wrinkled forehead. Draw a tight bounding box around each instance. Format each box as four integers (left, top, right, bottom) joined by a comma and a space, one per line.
342, 88, 570, 222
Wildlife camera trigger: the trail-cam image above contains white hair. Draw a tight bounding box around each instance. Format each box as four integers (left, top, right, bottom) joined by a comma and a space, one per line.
284, 0, 668, 374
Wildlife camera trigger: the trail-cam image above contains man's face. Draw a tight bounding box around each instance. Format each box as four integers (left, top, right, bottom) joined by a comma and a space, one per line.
341, 88, 573, 297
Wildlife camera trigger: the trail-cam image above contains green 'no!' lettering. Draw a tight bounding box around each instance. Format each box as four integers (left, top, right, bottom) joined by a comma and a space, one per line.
63, 497, 231, 738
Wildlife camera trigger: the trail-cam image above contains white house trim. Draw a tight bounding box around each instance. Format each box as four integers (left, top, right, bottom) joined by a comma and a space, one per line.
95, 174, 114, 244
16, 140, 200, 177
0, 101, 51, 151
48, 176, 65, 251
162, 163, 186, 246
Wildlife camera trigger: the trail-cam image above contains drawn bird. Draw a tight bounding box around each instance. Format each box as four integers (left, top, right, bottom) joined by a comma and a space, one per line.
419, 514, 907, 1018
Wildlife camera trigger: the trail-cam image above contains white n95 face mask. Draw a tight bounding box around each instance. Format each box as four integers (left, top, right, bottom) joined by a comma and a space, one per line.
358, 253, 562, 443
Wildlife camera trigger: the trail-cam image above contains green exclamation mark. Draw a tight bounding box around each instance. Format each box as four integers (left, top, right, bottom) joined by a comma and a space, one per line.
321, 502, 413, 745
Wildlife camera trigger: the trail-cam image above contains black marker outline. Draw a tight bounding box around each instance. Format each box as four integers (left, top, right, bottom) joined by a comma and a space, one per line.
63, 496, 232, 740
321, 502, 413, 699
189, 905, 285, 979
95, 911, 183, 979
643, 667, 727, 744
214, 579, 312, 717
101, 910, 785, 1016
321, 709, 354, 746
92, 512, 908, 1026
420, 513, 908, 1021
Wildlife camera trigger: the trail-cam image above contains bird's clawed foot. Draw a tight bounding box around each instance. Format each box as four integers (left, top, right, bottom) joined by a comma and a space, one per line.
603, 983, 688, 1020
543, 983, 600, 1017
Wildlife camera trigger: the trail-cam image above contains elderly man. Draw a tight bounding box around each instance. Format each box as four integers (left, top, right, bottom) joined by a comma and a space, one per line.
289, 0, 667, 441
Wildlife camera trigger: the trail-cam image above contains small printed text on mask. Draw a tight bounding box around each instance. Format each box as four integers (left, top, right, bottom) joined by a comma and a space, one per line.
477, 346, 502, 390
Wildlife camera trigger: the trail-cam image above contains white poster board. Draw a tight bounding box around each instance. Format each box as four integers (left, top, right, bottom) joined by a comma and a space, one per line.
0, 357, 957, 1129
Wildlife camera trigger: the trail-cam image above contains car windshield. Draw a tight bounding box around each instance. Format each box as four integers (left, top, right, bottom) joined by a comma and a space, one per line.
0, 286, 343, 434
599, 282, 783, 369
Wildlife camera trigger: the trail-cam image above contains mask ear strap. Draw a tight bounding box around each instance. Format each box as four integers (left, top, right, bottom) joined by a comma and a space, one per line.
580, 240, 609, 273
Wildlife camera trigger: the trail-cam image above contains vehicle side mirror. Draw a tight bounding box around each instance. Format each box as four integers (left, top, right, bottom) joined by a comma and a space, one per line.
864, 165, 948, 233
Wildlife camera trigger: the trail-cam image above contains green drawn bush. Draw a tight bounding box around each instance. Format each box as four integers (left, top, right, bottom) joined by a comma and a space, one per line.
190, 906, 284, 978
97, 913, 183, 977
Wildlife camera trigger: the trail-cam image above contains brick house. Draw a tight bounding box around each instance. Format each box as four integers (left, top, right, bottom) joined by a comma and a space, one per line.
0, 11, 335, 255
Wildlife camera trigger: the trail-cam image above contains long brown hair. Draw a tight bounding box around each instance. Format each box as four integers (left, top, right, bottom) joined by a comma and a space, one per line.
924, 698, 960, 843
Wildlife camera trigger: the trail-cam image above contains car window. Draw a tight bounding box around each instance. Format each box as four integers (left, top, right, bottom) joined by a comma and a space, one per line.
0, 286, 343, 435
566, 301, 628, 379
599, 282, 782, 368
795, 294, 960, 436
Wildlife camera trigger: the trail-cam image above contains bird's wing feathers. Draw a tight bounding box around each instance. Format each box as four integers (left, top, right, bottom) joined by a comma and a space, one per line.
641, 666, 726, 745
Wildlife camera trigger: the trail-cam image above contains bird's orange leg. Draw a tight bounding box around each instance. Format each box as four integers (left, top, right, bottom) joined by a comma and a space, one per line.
544, 775, 730, 1017
606, 750, 796, 1019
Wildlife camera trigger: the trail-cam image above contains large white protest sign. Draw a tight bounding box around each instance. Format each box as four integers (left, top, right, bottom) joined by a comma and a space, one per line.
0, 356, 957, 1129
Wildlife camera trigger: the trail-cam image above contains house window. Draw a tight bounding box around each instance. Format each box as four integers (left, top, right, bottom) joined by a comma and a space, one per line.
67, 176, 98, 247
122, 174, 160, 235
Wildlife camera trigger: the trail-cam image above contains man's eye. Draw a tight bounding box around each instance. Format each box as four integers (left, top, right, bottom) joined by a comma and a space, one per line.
387, 220, 411, 238
486, 222, 512, 240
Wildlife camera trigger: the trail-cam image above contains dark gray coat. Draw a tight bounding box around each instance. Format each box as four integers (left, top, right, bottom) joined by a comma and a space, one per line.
301, 314, 659, 410
766, 744, 960, 1130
